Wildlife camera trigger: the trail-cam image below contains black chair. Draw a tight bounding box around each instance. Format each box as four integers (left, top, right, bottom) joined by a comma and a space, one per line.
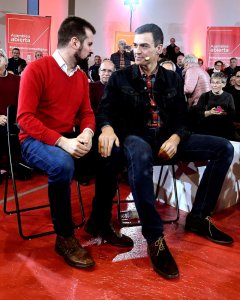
116, 160, 180, 227
3, 105, 85, 240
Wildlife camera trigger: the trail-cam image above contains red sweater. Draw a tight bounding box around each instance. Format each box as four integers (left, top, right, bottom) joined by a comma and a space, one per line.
17, 56, 95, 145
0, 73, 20, 115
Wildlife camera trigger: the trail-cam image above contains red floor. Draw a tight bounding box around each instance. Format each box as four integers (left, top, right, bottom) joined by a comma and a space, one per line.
0, 174, 240, 300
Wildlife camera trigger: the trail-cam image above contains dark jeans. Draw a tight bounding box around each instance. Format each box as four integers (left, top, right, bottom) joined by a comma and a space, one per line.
21, 137, 79, 237
91, 131, 234, 243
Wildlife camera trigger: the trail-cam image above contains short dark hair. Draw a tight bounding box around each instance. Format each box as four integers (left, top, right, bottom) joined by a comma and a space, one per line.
214, 60, 223, 66
135, 23, 164, 46
57, 16, 96, 48
12, 47, 20, 52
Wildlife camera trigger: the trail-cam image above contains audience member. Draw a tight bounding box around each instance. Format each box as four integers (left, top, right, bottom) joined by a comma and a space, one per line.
110, 39, 134, 70
85, 23, 234, 280
229, 75, 236, 86
207, 60, 224, 77
159, 47, 168, 59
0, 49, 20, 167
7, 48, 26, 75
224, 57, 240, 79
18, 62, 27, 75
88, 55, 102, 82
225, 70, 240, 133
17, 16, 96, 269
35, 51, 43, 60
89, 59, 115, 114
191, 72, 237, 140
183, 54, 211, 106
175, 54, 184, 79
172, 46, 184, 63
166, 37, 177, 61
198, 58, 204, 68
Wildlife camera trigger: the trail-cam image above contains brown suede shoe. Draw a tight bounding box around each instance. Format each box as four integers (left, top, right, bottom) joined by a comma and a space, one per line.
148, 236, 179, 279
55, 235, 95, 268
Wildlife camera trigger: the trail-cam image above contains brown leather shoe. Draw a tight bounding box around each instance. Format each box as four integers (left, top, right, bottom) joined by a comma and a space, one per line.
55, 235, 95, 268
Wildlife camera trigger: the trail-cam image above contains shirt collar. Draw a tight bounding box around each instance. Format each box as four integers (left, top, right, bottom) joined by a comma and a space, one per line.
52, 50, 80, 77
139, 65, 158, 78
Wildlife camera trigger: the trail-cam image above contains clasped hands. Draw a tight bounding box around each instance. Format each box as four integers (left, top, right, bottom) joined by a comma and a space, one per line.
57, 130, 93, 159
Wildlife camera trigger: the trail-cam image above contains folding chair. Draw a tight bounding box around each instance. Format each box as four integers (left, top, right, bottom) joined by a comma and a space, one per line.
3, 105, 85, 240
116, 160, 180, 227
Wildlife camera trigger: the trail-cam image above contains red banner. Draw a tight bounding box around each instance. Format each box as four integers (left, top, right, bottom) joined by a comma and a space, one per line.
206, 26, 240, 68
5, 14, 51, 63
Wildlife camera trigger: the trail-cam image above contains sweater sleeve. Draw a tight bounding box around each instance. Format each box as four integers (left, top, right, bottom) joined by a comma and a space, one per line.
17, 61, 61, 145
184, 68, 198, 94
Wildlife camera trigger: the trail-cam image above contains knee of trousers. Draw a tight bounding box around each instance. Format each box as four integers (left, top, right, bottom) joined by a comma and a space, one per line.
219, 140, 234, 163
48, 154, 75, 183
124, 135, 153, 163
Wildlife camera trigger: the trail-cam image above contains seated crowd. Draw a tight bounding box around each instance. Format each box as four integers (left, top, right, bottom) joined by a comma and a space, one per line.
1, 17, 240, 280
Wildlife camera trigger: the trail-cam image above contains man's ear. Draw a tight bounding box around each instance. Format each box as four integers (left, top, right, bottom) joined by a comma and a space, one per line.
70, 37, 81, 49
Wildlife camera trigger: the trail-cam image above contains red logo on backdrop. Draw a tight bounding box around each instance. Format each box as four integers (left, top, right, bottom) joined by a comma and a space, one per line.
206, 27, 240, 68
6, 14, 51, 63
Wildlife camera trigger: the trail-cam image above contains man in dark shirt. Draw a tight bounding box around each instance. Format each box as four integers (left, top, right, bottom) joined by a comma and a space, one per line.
224, 57, 240, 83
85, 24, 234, 280
110, 39, 134, 70
7, 48, 26, 75
166, 37, 177, 61
88, 55, 102, 82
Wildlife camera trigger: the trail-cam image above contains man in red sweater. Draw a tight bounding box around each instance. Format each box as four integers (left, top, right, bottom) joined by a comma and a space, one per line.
17, 16, 97, 269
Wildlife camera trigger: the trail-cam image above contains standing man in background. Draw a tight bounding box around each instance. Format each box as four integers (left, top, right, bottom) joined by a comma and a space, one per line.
17, 16, 96, 269
88, 54, 102, 82
110, 39, 134, 70
7, 47, 26, 75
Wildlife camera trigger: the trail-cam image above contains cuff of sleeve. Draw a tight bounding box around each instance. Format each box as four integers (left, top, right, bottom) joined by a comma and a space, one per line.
83, 127, 94, 136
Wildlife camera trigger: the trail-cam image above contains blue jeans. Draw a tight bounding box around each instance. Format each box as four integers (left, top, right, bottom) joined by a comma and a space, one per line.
21, 138, 75, 237
123, 133, 234, 243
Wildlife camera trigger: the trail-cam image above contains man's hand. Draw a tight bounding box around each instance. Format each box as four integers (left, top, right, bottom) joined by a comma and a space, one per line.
158, 134, 180, 160
98, 125, 119, 157
77, 129, 93, 151
0, 115, 7, 126
56, 133, 92, 159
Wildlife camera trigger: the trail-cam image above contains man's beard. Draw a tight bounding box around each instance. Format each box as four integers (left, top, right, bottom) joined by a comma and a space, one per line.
74, 46, 83, 66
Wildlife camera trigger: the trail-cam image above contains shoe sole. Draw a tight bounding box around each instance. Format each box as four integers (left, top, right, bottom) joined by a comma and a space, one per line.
185, 226, 234, 245
152, 264, 179, 279
55, 247, 95, 269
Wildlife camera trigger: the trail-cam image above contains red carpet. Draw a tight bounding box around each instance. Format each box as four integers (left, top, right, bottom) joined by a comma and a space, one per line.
0, 173, 240, 300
